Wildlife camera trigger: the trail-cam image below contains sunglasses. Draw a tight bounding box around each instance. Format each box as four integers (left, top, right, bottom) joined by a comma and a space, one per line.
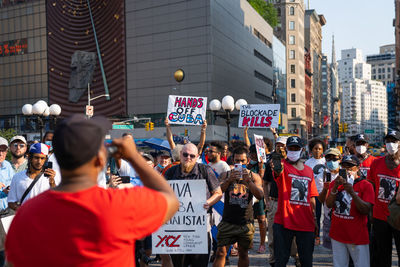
182, 152, 196, 159
12, 143, 26, 148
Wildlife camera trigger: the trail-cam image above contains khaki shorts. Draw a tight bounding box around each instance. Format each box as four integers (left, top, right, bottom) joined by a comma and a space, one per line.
216, 221, 255, 250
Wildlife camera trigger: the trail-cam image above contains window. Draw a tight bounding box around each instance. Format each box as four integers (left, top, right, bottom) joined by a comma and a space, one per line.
289, 35, 295, 45
378, 68, 381, 73
289, 21, 295, 30
291, 79, 296, 88
254, 49, 272, 66
372, 69, 376, 74
277, 8, 281, 16
254, 70, 272, 84
291, 93, 296, 102
289, 7, 294, 15
388, 67, 391, 72
291, 108, 296, 118
382, 68, 385, 73
289, 50, 295, 59
290, 64, 295, 74
378, 75, 381, 79
372, 75, 376, 79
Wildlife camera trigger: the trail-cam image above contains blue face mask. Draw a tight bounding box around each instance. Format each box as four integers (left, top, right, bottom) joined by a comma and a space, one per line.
157, 164, 165, 170
45, 141, 52, 151
249, 159, 258, 165
242, 164, 247, 169
326, 160, 339, 171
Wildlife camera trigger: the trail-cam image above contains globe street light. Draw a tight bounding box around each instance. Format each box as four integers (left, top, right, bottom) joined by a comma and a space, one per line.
209, 96, 247, 142
22, 101, 62, 141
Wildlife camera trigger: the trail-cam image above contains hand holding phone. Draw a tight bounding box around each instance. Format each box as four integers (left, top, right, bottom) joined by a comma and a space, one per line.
120, 176, 131, 184
270, 152, 283, 174
325, 172, 331, 182
44, 161, 53, 177
339, 169, 347, 181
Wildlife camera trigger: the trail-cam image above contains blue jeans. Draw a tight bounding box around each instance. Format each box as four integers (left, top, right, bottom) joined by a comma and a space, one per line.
273, 223, 315, 267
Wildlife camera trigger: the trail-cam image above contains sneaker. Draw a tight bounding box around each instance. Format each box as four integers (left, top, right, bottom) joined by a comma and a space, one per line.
257, 244, 266, 253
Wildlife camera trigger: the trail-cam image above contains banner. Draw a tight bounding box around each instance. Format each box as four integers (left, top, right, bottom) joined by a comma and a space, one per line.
167, 95, 207, 125
254, 134, 267, 163
152, 180, 208, 254
238, 104, 280, 128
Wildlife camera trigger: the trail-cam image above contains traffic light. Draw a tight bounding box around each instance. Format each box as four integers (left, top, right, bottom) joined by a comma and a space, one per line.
339, 123, 343, 133
145, 122, 149, 131
184, 128, 188, 136
150, 122, 154, 131
344, 123, 348, 133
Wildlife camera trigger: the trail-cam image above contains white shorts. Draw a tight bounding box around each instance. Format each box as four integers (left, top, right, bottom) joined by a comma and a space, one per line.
331, 238, 369, 267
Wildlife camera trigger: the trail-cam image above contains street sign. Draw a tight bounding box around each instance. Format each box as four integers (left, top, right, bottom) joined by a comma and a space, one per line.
86, 105, 94, 117
278, 126, 285, 130
112, 124, 134, 130
365, 129, 375, 134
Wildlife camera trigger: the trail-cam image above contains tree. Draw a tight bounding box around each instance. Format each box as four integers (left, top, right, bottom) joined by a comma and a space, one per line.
248, 0, 279, 28
0, 128, 16, 161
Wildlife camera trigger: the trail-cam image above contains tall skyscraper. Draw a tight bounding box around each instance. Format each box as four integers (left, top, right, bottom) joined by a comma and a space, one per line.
338, 48, 388, 142
271, 0, 306, 136
395, 0, 400, 126
330, 35, 341, 141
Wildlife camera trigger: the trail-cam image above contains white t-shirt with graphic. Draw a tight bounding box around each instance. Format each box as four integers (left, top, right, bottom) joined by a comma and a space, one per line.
208, 161, 231, 176
305, 157, 326, 193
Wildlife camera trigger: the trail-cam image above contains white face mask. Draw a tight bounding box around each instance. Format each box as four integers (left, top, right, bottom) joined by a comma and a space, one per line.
356, 145, 367, 155
386, 142, 399, 155
287, 150, 302, 162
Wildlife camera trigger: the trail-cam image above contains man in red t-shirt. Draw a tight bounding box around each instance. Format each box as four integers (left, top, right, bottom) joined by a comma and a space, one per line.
326, 155, 374, 267
271, 136, 319, 267
368, 130, 400, 267
354, 134, 376, 178
5, 114, 179, 267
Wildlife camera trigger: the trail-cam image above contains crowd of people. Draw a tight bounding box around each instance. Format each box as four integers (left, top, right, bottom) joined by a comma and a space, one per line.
0, 115, 400, 267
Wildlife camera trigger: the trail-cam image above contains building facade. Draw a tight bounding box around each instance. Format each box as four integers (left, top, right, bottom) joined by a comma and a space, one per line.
338, 48, 388, 142
396, 0, 400, 126
272, 0, 306, 136
321, 54, 331, 136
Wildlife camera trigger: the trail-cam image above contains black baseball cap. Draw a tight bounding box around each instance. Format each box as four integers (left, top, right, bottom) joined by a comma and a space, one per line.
286, 136, 304, 148
53, 114, 111, 170
341, 155, 360, 166
157, 150, 171, 158
384, 130, 400, 141
355, 134, 368, 144
142, 153, 154, 163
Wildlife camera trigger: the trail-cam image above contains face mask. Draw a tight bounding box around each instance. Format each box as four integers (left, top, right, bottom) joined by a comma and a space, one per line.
249, 159, 258, 165
286, 150, 302, 162
356, 145, 367, 155
157, 164, 165, 169
45, 141, 53, 151
242, 164, 247, 169
326, 160, 339, 171
386, 142, 399, 155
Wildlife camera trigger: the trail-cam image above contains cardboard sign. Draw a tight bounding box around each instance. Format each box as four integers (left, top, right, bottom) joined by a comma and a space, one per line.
152, 180, 208, 254
254, 134, 267, 163
167, 95, 207, 125
238, 104, 280, 128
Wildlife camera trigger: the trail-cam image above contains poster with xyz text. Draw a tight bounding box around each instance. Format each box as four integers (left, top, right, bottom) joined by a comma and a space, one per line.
167, 95, 207, 125
152, 180, 208, 254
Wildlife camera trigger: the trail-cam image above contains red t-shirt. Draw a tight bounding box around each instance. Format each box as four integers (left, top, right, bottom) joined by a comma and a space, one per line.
360, 154, 377, 178
6, 186, 168, 267
274, 160, 319, 232
367, 156, 400, 221
328, 179, 375, 245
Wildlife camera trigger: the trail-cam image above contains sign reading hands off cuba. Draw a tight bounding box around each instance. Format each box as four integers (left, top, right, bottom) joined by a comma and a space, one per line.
167, 95, 207, 125
238, 104, 280, 128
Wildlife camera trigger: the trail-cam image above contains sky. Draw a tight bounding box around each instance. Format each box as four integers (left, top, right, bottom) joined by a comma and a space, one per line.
309, 0, 395, 62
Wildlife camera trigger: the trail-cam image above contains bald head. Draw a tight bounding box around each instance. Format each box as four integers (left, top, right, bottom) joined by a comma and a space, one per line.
180, 143, 199, 172
183, 143, 198, 155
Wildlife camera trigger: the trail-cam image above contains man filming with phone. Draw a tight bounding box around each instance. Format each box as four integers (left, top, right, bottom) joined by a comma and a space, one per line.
8, 143, 58, 210
326, 155, 374, 267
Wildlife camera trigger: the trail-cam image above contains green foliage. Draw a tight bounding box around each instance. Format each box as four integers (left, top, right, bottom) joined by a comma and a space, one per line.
248, 0, 279, 28
0, 128, 16, 161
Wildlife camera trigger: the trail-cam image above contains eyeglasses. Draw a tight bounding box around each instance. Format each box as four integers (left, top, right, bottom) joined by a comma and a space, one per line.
12, 143, 26, 149
182, 152, 196, 159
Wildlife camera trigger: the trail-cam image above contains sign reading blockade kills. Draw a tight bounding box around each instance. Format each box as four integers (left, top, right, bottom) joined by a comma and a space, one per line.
152, 180, 208, 254
167, 95, 207, 125
238, 104, 280, 128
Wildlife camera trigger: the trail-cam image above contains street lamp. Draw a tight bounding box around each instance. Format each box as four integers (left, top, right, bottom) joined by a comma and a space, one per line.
209, 96, 247, 143
22, 101, 62, 141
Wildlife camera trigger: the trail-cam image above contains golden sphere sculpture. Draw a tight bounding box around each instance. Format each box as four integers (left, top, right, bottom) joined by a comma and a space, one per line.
174, 69, 185, 82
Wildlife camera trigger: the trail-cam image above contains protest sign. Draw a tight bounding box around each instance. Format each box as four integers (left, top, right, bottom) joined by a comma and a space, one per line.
152, 180, 208, 254
254, 134, 267, 163
238, 104, 280, 128
167, 95, 207, 125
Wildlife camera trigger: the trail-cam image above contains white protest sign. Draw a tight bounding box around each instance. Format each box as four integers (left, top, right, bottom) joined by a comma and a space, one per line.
152, 180, 208, 254
167, 95, 207, 125
254, 134, 267, 163
238, 104, 280, 128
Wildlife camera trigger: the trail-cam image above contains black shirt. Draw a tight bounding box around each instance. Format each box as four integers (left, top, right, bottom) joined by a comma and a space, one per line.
263, 161, 279, 199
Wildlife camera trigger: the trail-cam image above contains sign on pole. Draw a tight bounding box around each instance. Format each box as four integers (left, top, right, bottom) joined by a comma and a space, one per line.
238, 104, 280, 128
254, 134, 267, 163
167, 95, 207, 125
112, 124, 134, 130
152, 180, 208, 254
86, 105, 94, 117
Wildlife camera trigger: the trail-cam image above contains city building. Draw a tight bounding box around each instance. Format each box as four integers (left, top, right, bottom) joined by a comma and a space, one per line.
321, 54, 331, 137
0, 0, 287, 138
305, 48, 313, 135
305, 9, 326, 137
330, 36, 341, 142
338, 48, 388, 142
366, 44, 396, 129
396, 0, 400, 126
